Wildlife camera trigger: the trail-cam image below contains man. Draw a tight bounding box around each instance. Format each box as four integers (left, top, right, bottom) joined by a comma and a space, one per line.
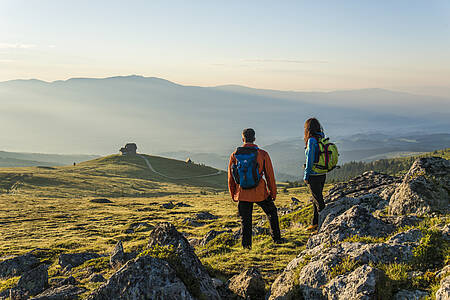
228, 128, 283, 249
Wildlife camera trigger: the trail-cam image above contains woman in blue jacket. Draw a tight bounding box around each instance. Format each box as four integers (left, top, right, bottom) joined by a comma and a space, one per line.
303, 118, 326, 231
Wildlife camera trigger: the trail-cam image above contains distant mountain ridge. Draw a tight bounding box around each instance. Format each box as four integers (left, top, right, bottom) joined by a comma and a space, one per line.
1, 75, 449, 156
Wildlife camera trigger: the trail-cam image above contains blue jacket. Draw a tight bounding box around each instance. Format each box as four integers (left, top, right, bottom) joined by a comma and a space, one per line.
304, 132, 324, 181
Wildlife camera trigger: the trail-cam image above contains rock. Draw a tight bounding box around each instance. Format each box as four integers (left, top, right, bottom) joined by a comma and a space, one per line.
182, 217, 203, 227
90, 198, 113, 203
31, 285, 86, 300
49, 276, 76, 287
387, 228, 422, 245
307, 205, 394, 249
290, 197, 300, 206
200, 230, 231, 247
323, 264, 383, 300
389, 157, 450, 215
195, 211, 218, 220
110, 241, 125, 268
147, 222, 220, 299
86, 256, 194, 300
227, 268, 265, 300
0, 252, 39, 279
440, 223, 450, 241
161, 201, 175, 209
175, 202, 192, 207
58, 252, 100, 269
326, 171, 401, 202
123, 222, 153, 234
89, 273, 106, 283
232, 226, 270, 240
436, 275, 450, 300
394, 289, 428, 300
17, 264, 48, 295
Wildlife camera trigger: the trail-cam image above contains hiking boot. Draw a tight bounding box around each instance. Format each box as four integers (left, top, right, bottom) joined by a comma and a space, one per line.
306, 224, 318, 231
274, 238, 287, 244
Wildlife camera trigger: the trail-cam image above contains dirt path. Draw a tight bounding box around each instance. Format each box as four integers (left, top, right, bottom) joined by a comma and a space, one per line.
138, 154, 223, 180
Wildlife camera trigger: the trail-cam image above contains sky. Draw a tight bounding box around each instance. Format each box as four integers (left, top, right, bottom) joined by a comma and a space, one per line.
1, 0, 450, 96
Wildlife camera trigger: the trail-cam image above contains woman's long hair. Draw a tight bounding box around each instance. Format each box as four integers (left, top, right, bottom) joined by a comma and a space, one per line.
304, 118, 323, 146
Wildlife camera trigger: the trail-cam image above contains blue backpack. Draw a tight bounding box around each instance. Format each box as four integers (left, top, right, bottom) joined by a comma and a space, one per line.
231, 147, 262, 189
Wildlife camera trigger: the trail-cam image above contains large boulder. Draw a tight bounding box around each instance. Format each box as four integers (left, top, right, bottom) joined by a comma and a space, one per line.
58, 252, 100, 270
389, 157, 450, 215
147, 222, 220, 299
87, 255, 193, 300
227, 268, 265, 300
0, 253, 39, 279
109, 241, 125, 268
308, 205, 394, 249
322, 264, 383, 300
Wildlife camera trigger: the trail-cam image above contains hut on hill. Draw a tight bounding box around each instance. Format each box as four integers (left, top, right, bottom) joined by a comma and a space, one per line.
120, 143, 137, 155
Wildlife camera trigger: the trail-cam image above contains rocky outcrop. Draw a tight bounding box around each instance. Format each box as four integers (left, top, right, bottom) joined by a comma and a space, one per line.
147, 222, 220, 299
194, 211, 218, 220
87, 255, 193, 300
58, 253, 100, 270
227, 268, 265, 300
0, 252, 39, 279
389, 157, 450, 215
269, 159, 450, 300
200, 230, 231, 247
394, 289, 428, 300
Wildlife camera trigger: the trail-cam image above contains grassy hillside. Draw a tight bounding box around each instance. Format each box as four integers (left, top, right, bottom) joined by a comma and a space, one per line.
327, 148, 450, 182
0, 152, 315, 293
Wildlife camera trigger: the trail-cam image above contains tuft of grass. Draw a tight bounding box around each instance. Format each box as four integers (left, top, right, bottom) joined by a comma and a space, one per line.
0, 276, 20, 293
328, 256, 360, 280
139, 244, 175, 260
343, 234, 386, 244
279, 205, 313, 229
412, 230, 446, 271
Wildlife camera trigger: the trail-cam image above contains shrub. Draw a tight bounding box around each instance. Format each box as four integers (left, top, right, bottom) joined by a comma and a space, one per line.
412, 230, 446, 271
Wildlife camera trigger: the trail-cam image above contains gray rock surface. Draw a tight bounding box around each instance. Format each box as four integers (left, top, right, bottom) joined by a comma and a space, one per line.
58, 252, 100, 270
109, 241, 125, 268
323, 264, 382, 300
393, 289, 428, 300
147, 222, 220, 299
227, 268, 265, 300
308, 205, 394, 249
31, 285, 86, 300
389, 157, 450, 215
89, 273, 106, 283
436, 275, 450, 300
0, 253, 39, 279
200, 230, 231, 247
195, 211, 219, 220
87, 255, 194, 300
17, 264, 48, 295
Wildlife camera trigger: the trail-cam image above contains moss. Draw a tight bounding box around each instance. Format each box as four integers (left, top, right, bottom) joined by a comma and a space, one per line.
0, 276, 19, 293
138, 244, 175, 260
328, 256, 361, 280
280, 205, 313, 229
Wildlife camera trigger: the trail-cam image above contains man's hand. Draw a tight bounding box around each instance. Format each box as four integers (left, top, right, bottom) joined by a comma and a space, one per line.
304, 179, 309, 185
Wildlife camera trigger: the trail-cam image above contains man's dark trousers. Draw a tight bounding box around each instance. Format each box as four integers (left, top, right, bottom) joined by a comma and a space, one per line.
238, 197, 281, 248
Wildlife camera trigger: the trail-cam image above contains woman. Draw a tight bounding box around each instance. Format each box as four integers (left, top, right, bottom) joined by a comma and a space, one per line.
303, 118, 326, 232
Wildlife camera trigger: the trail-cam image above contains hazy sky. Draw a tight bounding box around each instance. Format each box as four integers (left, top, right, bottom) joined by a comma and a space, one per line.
1, 0, 450, 95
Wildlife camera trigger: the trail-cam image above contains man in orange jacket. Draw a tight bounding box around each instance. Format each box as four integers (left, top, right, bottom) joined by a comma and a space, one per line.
228, 128, 283, 249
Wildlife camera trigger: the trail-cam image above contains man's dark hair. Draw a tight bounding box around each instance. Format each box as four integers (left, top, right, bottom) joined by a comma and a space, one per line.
242, 128, 256, 143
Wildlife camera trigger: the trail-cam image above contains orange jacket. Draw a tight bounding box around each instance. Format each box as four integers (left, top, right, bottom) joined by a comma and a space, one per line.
228, 143, 277, 202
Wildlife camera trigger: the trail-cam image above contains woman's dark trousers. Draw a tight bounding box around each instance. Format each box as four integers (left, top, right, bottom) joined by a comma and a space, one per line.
308, 174, 326, 226
238, 197, 281, 248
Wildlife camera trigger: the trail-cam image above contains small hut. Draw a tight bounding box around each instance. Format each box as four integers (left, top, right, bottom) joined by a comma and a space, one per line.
120, 143, 137, 155
185, 157, 192, 164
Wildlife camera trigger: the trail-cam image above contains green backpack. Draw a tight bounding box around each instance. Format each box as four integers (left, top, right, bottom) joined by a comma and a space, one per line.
312, 137, 339, 174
